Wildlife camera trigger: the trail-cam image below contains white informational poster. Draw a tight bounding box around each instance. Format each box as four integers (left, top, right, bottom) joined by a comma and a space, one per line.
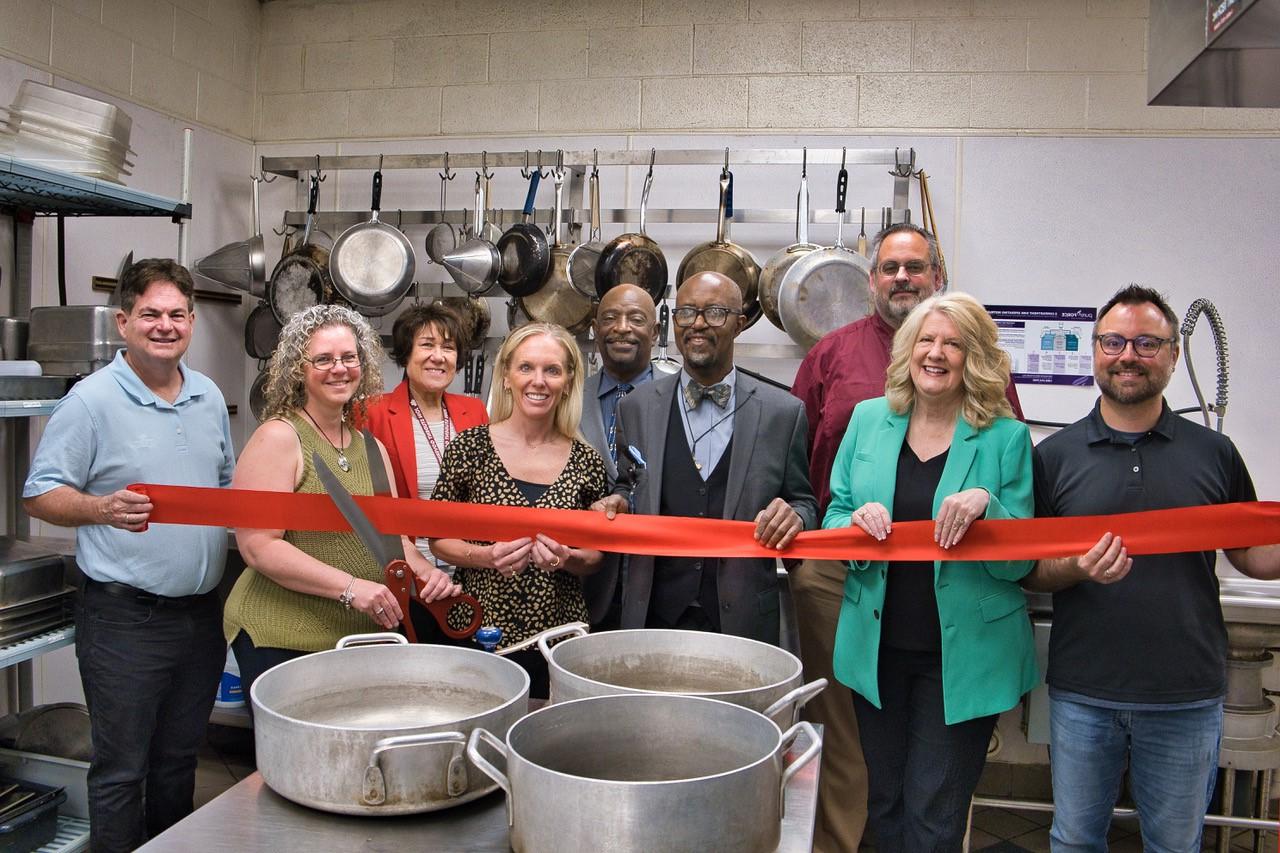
986, 305, 1097, 386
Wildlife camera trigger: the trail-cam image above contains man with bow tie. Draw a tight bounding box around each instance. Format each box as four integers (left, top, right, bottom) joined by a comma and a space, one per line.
608, 271, 817, 642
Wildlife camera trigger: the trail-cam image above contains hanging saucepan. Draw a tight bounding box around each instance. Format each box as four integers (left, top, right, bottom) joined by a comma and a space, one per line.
520, 169, 593, 335
595, 150, 668, 302
442, 175, 501, 295
759, 163, 821, 331
249, 367, 270, 422
328, 164, 416, 315
425, 161, 456, 264
244, 301, 282, 360
568, 165, 607, 298
496, 171, 549, 297
651, 302, 681, 375
676, 169, 761, 313
434, 295, 491, 351
776, 164, 872, 350
269, 174, 330, 325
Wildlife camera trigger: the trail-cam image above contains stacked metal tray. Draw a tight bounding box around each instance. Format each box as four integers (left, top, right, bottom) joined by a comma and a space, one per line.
0, 540, 74, 648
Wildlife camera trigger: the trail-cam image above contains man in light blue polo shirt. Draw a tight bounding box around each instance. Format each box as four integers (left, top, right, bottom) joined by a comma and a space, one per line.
24, 258, 234, 853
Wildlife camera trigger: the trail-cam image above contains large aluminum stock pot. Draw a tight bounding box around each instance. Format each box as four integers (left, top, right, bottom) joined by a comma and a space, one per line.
536, 625, 826, 727
467, 694, 821, 853
250, 633, 529, 815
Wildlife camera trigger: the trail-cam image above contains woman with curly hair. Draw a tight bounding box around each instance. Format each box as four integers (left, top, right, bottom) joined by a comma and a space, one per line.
824, 292, 1038, 852
224, 305, 461, 699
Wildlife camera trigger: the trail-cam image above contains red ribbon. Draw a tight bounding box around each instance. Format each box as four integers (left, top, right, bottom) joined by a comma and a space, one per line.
132, 484, 1280, 562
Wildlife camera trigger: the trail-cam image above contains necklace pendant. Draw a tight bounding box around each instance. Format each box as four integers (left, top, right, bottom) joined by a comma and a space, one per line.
337, 452, 351, 473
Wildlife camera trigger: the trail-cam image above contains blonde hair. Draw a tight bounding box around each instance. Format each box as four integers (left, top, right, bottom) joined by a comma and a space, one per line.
263, 304, 385, 423
885, 292, 1013, 429
487, 323, 585, 440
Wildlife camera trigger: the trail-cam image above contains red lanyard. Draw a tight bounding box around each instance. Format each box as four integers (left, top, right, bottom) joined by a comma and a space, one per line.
409, 397, 453, 467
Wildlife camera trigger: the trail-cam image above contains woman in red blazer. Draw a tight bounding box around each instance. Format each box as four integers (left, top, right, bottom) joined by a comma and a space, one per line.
362, 303, 488, 640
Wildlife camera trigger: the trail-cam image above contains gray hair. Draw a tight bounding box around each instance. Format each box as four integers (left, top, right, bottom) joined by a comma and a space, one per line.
262, 304, 385, 422
868, 223, 942, 270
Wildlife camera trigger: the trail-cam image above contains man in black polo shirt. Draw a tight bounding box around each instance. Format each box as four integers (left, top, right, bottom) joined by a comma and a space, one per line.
1026, 285, 1279, 852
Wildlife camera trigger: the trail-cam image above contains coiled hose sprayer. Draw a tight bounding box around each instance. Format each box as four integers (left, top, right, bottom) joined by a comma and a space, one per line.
1180, 298, 1229, 432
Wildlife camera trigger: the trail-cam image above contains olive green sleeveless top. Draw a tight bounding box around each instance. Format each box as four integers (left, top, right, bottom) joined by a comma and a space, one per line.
223, 413, 385, 652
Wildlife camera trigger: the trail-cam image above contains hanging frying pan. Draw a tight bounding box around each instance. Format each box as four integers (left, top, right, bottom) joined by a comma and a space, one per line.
595, 150, 668, 302
776, 163, 872, 350
269, 174, 329, 325
249, 368, 270, 423
759, 163, 821, 331
496, 171, 549, 297
425, 164, 457, 264
435, 295, 491, 351
244, 301, 282, 360
568, 166, 607, 298
520, 169, 593, 335
328, 164, 416, 315
442, 175, 501, 295
676, 169, 760, 312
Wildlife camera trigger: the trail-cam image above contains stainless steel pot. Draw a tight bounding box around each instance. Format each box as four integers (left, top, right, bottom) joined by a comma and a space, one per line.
536, 625, 826, 728
251, 633, 530, 816
468, 694, 821, 853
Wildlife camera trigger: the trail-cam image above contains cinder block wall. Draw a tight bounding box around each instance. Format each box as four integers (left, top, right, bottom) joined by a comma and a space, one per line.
0, 0, 258, 139
255, 0, 1280, 141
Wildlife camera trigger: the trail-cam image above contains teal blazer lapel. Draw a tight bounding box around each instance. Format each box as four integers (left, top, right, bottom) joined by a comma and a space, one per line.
871, 408, 909, 512
933, 415, 979, 515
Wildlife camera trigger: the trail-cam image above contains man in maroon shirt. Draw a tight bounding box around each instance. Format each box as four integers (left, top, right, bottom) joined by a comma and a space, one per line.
790, 223, 1023, 851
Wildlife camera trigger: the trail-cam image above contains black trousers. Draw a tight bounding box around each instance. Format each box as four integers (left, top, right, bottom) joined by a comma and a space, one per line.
229, 630, 309, 720
852, 646, 997, 853
75, 582, 225, 853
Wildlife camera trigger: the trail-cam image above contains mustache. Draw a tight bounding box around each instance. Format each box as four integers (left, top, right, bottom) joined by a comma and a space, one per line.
605, 335, 641, 345
890, 284, 918, 295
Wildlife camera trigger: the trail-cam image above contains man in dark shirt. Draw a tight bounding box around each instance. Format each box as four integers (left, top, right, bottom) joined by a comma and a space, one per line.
580, 284, 658, 628
791, 223, 1023, 852
1026, 284, 1279, 853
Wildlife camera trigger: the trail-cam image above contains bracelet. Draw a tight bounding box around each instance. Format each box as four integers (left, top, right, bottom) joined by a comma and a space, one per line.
338, 576, 356, 609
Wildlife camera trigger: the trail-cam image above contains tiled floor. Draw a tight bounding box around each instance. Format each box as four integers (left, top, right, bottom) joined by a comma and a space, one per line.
193, 723, 256, 809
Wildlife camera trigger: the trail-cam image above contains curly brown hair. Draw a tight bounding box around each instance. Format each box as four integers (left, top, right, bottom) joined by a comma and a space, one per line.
262, 304, 385, 423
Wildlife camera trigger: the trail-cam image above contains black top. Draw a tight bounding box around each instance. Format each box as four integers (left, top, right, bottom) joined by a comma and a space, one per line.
1033, 400, 1256, 704
881, 442, 947, 652
511, 478, 550, 505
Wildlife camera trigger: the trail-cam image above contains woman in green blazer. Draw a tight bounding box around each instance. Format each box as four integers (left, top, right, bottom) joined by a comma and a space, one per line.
824, 292, 1038, 853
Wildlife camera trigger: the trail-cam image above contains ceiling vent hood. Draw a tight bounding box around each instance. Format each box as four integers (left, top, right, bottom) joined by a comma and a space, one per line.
1148, 0, 1280, 106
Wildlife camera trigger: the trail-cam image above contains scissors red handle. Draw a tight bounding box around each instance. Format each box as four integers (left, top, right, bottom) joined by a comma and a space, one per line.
383, 561, 484, 641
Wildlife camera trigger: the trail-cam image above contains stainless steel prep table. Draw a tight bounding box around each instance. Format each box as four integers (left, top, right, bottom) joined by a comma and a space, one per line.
140, 727, 819, 852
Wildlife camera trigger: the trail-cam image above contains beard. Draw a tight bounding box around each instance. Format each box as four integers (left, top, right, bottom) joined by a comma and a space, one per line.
1096, 360, 1170, 406
875, 285, 924, 325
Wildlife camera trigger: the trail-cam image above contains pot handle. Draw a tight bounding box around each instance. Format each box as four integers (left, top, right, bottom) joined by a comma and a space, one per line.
335, 632, 409, 649
761, 678, 828, 728
467, 728, 514, 826
777, 720, 823, 817
494, 620, 589, 658
534, 621, 589, 663
363, 731, 468, 804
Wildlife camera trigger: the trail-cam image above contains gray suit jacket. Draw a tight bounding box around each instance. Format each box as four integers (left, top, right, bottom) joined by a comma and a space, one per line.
613, 371, 817, 643
579, 371, 618, 482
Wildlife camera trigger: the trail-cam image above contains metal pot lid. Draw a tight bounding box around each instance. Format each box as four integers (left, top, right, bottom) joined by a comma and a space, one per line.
777, 247, 871, 350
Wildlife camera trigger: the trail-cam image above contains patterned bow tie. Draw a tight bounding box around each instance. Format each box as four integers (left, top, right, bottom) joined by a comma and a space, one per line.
684, 381, 731, 409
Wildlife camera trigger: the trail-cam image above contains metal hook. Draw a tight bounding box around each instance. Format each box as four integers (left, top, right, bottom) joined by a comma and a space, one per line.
722, 147, 730, 177
592, 148, 599, 178
537, 149, 550, 180
481, 151, 492, 180
253, 169, 278, 184
840, 146, 847, 171
313, 154, 326, 182
521, 150, 532, 180
439, 152, 455, 182
801, 147, 807, 178
646, 148, 656, 179
555, 149, 564, 177
890, 147, 917, 178
378, 153, 385, 172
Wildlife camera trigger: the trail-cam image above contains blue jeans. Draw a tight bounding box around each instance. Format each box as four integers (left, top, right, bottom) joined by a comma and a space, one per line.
1048, 693, 1222, 853
76, 582, 225, 853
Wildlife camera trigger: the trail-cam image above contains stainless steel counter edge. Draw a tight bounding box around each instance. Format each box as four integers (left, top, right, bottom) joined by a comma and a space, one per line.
139, 727, 820, 853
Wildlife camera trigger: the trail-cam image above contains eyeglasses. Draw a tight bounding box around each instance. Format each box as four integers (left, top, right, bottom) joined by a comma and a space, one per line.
304, 353, 361, 371
1093, 333, 1175, 358
671, 305, 742, 328
876, 260, 934, 277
